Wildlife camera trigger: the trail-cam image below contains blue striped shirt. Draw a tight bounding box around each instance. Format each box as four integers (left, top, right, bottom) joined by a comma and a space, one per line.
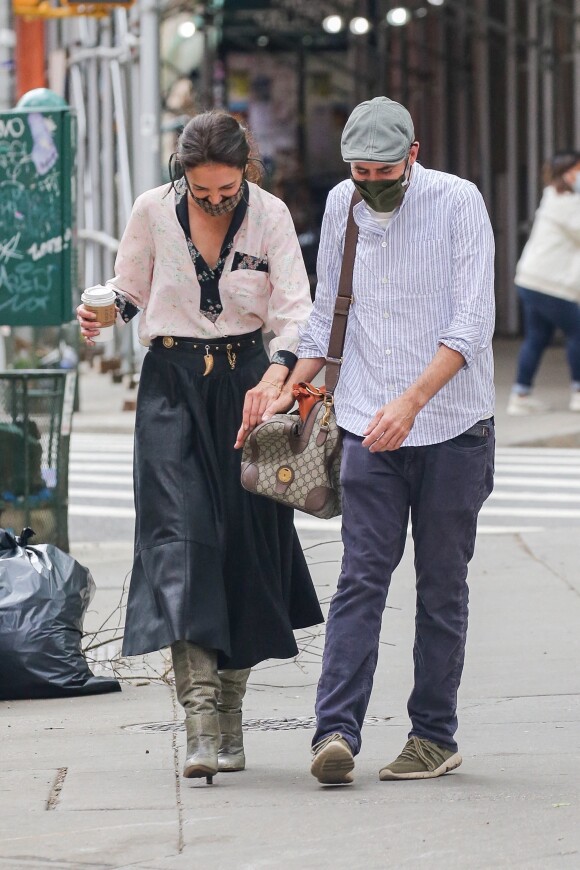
298, 162, 495, 446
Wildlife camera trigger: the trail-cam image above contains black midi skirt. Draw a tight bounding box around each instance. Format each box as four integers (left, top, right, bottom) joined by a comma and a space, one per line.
122, 331, 323, 668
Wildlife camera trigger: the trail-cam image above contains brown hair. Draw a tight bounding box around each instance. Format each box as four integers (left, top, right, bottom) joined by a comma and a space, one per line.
542, 151, 580, 193
168, 110, 263, 187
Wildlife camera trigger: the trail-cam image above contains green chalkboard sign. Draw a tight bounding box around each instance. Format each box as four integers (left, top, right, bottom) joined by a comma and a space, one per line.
0, 107, 77, 326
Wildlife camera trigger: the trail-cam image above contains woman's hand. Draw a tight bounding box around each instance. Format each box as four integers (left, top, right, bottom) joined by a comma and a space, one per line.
76, 303, 101, 345
234, 380, 287, 449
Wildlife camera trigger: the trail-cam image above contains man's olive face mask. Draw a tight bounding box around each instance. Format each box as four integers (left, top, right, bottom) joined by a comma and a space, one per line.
351, 156, 411, 212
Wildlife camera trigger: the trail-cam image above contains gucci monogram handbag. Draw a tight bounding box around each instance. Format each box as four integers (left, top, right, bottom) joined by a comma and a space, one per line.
240, 191, 361, 518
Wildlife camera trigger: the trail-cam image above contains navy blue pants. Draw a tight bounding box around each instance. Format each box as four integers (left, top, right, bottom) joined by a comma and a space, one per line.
515, 285, 580, 388
313, 424, 495, 754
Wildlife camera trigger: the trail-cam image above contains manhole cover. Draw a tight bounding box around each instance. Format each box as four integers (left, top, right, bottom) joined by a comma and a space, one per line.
124, 716, 391, 733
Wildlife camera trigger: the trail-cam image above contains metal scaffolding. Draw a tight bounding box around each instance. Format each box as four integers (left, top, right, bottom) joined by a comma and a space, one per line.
223, 0, 580, 334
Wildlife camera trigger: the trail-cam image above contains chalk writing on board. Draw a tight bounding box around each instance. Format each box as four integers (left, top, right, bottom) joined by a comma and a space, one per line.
0, 233, 23, 264
27, 229, 71, 262
0, 261, 57, 313
0, 116, 25, 139
0, 109, 74, 325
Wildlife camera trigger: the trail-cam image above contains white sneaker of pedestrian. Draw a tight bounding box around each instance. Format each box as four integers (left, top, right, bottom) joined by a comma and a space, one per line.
569, 391, 580, 412
506, 393, 550, 415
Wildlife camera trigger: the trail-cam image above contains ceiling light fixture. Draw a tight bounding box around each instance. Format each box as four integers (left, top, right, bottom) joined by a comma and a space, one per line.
349, 16, 371, 35
386, 7, 412, 26
322, 14, 344, 34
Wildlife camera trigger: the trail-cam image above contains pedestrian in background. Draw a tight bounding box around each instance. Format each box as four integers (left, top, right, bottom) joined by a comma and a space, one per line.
264, 96, 495, 784
77, 111, 323, 783
507, 151, 580, 415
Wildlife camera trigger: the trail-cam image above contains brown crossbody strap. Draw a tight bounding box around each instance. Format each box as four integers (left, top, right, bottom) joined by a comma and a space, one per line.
324, 190, 361, 397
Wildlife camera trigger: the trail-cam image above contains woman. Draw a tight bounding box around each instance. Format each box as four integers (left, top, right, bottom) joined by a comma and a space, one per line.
77, 111, 323, 783
507, 151, 580, 414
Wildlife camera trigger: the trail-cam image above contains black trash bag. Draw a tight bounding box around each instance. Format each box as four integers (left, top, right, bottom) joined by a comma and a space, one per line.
0, 527, 121, 700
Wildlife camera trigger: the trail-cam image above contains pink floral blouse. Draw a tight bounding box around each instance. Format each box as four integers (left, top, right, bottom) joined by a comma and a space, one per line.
106, 181, 313, 358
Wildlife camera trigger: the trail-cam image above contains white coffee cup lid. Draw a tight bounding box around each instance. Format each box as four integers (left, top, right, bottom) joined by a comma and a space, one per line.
81, 285, 116, 306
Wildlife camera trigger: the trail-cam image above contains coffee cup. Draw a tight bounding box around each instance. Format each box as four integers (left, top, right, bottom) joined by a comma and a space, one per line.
81, 285, 117, 343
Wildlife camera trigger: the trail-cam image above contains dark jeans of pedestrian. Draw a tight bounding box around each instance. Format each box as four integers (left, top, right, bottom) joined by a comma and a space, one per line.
515, 285, 580, 387
313, 424, 495, 755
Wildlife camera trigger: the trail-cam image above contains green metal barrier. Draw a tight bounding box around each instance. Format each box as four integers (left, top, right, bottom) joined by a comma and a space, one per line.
0, 370, 76, 551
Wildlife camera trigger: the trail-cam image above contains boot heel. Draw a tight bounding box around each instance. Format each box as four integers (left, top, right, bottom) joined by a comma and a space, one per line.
206, 775, 213, 785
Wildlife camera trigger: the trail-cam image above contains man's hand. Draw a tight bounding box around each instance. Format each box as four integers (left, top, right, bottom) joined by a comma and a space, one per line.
362, 395, 420, 452
362, 346, 465, 451
262, 387, 295, 421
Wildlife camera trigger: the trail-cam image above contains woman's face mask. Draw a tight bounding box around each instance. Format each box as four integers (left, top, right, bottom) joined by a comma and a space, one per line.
189, 184, 245, 216
181, 162, 245, 217
351, 157, 411, 212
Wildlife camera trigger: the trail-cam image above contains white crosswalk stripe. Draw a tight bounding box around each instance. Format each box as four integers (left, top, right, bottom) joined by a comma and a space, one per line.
68, 436, 580, 535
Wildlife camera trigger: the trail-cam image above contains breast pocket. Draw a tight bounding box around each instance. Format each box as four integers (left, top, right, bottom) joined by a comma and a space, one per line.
391, 239, 448, 297
231, 252, 269, 273
223, 261, 270, 305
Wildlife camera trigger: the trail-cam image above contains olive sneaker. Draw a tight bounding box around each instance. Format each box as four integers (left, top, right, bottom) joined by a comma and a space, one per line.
379, 736, 462, 781
311, 733, 354, 785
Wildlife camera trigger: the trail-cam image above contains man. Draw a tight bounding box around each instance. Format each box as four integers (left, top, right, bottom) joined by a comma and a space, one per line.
264, 96, 495, 784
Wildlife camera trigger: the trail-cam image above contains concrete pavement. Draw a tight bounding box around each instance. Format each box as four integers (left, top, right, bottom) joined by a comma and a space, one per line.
1, 337, 580, 869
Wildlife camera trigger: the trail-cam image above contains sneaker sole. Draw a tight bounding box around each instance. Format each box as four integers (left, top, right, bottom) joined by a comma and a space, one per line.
311, 742, 354, 785
379, 752, 462, 781
506, 407, 549, 416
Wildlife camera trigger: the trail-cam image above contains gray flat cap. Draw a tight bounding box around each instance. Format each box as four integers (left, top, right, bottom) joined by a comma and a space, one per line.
341, 96, 415, 163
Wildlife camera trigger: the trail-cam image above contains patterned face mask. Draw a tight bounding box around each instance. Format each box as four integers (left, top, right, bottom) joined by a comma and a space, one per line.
186, 179, 245, 216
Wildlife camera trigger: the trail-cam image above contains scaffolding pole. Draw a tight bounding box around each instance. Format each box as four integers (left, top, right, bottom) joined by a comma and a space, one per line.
574, 0, 580, 149
101, 15, 115, 283
0, 2, 13, 110
541, 0, 554, 160
527, 0, 540, 228
474, 0, 492, 208
505, 0, 519, 334
137, 0, 161, 195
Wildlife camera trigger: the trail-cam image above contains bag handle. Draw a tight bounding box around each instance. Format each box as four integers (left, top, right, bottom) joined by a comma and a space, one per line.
324, 189, 361, 398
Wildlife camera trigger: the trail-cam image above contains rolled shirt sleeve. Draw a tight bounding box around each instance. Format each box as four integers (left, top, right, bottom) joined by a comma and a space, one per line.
106, 193, 154, 318
438, 183, 495, 367
265, 201, 313, 361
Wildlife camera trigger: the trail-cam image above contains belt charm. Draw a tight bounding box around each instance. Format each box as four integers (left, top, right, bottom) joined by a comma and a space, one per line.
203, 345, 214, 376
226, 343, 237, 370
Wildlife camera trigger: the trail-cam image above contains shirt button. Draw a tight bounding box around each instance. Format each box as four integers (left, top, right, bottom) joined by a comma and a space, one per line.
382, 278, 388, 283
385, 348, 392, 355
387, 383, 395, 390
384, 311, 390, 318
381, 242, 387, 248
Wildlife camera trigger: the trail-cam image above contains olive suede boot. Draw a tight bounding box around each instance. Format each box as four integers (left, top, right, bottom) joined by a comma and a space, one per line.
171, 640, 221, 783
218, 667, 251, 771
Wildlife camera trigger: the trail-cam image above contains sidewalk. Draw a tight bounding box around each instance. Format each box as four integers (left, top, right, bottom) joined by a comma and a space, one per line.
1, 338, 580, 869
